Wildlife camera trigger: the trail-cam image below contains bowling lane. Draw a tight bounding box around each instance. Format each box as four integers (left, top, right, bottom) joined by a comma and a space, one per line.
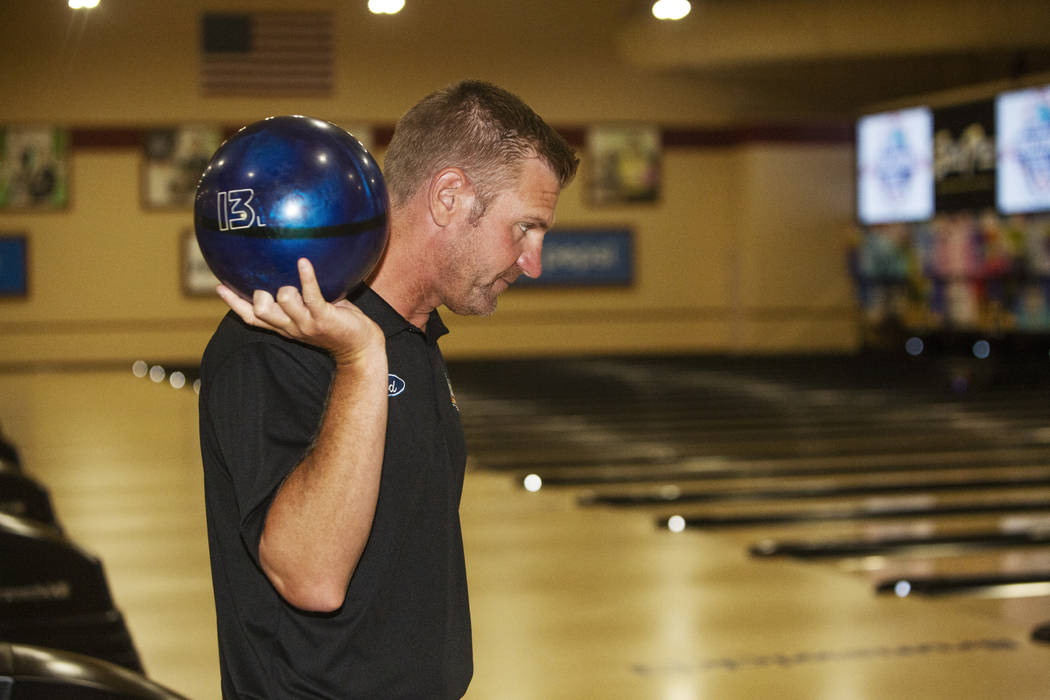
497, 446, 1050, 487
608, 485, 1050, 528
839, 548, 1050, 581
4, 354, 1050, 699
460, 470, 1050, 700
459, 357, 1050, 472
450, 352, 1050, 697
575, 465, 1050, 506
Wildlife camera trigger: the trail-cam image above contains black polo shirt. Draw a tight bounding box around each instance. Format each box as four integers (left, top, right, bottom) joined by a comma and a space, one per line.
199, 285, 472, 699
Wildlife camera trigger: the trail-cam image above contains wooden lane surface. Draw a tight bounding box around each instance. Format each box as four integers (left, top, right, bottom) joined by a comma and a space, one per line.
837, 548, 1050, 580
454, 356, 1050, 472
487, 447, 1050, 488
459, 395, 1050, 440
460, 417, 1050, 469
2, 367, 1050, 699
459, 409, 1050, 467
460, 470, 1050, 700
465, 433, 1050, 469
573, 465, 1050, 503
598, 486, 1050, 526
658, 504, 1050, 646
450, 357, 1050, 696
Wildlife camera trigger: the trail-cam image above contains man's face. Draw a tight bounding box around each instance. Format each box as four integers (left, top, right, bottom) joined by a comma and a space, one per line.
441, 157, 560, 316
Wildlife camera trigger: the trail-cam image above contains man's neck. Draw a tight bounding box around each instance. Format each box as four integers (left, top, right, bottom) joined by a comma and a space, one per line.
368, 253, 436, 331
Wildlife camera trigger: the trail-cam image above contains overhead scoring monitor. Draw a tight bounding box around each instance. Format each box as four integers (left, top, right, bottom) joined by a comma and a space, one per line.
856, 106, 935, 225
995, 84, 1050, 215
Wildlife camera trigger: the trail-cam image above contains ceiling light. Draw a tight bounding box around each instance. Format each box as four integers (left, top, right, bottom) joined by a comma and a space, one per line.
652, 0, 691, 21
69, 0, 100, 8
368, 0, 405, 15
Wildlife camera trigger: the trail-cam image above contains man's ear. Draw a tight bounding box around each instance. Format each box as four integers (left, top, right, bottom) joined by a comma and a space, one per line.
428, 167, 474, 227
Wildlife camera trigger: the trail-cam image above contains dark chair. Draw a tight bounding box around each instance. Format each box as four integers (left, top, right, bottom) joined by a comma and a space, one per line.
0, 424, 19, 471
0, 463, 58, 526
0, 641, 188, 699
0, 513, 141, 673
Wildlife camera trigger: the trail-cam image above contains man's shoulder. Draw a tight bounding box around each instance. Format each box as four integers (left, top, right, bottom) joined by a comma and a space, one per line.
201, 311, 332, 378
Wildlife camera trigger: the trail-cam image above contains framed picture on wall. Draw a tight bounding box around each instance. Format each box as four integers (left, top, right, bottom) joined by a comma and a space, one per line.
143, 125, 223, 209
181, 228, 220, 296
0, 233, 29, 297
586, 124, 661, 206
0, 126, 70, 210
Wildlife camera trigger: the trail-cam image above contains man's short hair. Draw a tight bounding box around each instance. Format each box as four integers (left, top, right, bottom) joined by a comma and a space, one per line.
383, 80, 579, 215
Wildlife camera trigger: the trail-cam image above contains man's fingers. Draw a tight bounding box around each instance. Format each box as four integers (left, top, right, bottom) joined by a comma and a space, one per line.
297, 258, 326, 309
274, 258, 330, 332
257, 288, 297, 328
217, 262, 353, 345
273, 284, 312, 330
217, 284, 261, 323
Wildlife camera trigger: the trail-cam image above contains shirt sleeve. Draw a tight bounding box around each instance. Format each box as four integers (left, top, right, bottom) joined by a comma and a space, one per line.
203, 338, 333, 566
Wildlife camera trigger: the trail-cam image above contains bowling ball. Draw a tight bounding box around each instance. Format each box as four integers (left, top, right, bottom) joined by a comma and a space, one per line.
194, 115, 388, 302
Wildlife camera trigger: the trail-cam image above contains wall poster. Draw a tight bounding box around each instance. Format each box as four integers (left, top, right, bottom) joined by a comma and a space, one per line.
143, 125, 223, 209
181, 228, 220, 296
586, 125, 661, 205
0, 126, 69, 210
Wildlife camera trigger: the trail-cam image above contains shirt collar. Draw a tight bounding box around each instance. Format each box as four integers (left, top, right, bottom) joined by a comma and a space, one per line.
349, 284, 447, 342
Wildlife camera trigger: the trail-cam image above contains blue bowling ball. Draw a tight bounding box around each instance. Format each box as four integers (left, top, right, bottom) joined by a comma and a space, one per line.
194, 115, 388, 302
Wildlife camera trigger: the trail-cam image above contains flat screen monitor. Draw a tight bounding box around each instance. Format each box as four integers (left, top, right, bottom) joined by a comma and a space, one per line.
857, 106, 935, 225
995, 84, 1050, 215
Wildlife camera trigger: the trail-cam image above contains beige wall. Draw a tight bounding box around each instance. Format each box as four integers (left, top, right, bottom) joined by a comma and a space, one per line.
0, 0, 860, 365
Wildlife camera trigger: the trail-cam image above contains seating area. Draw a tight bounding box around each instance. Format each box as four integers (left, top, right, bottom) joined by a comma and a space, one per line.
0, 426, 186, 699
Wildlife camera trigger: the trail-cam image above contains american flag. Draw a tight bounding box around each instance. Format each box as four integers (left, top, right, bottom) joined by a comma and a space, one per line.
199, 11, 333, 97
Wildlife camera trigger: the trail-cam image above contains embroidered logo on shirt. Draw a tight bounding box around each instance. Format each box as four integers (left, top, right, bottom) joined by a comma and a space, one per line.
388, 374, 406, 398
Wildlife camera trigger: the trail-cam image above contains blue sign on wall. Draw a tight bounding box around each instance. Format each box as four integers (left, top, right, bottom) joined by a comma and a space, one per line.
514, 227, 633, 288
0, 235, 28, 296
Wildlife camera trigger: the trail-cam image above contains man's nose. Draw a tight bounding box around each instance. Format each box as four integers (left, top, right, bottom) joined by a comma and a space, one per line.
517, 235, 544, 279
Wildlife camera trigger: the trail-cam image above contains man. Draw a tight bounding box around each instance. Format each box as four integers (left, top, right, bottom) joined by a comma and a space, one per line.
198, 80, 578, 698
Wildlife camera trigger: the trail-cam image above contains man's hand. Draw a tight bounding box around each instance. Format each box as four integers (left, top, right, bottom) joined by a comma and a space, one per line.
217, 258, 383, 366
